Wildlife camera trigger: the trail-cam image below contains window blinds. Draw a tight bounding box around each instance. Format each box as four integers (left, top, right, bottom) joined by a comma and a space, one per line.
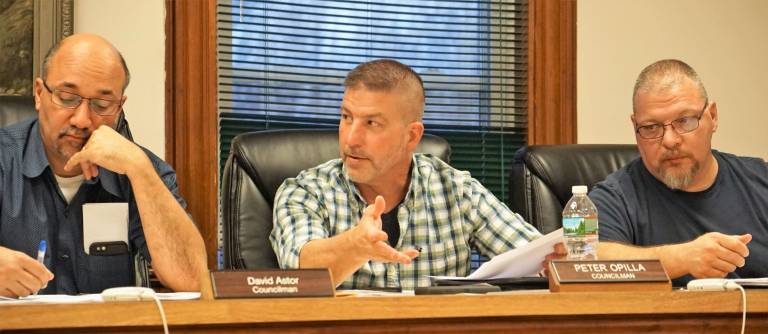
217, 0, 528, 203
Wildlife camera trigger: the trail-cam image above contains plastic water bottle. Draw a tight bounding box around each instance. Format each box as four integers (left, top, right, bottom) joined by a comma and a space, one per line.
562, 185, 598, 260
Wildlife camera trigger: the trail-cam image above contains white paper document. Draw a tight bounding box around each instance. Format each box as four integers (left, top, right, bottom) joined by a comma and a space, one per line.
430, 228, 563, 281
0, 292, 200, 305
0, 294, 103, 304
335, 290, 415, 297
82, 203, 129, 254
732, 278, 768, 287
155, 292, 201, 300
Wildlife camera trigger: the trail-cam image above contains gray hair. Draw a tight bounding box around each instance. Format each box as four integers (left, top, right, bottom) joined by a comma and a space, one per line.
633, 59, 708, 111
632, 59, 709, 109
41, 40, 131, 93
344, 59, 425, 121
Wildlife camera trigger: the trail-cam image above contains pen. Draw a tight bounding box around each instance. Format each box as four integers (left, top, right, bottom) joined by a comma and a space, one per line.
35, 240, 47, 295
37, 240, 47, 265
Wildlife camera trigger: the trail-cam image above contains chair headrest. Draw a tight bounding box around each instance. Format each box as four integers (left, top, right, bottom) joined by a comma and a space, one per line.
229, 129, 451, 204
515, 144, 640, 204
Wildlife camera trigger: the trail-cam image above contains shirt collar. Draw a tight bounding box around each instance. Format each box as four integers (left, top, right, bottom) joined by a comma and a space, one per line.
339, 163, 364, 208
340, 154, 424, 210
22, 119, 125, 199
22, 120, 51, 178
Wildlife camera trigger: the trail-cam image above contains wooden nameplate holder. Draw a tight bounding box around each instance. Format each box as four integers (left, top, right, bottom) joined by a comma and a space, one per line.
548, 260, 671, 292
210, 269, 335, 298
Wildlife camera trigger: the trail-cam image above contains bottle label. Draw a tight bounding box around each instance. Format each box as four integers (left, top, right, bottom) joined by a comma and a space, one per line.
562, 217, 598, 236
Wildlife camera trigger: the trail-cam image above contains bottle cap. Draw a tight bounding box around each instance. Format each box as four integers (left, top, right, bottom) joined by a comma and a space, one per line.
571, 185, 588, 194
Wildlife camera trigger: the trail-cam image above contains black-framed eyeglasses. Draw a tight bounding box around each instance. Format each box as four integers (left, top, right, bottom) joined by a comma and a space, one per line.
635, 99, 709, 140
42, 81, 123, 116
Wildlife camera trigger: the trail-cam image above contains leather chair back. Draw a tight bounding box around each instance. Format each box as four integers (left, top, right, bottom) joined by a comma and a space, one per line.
509, 144, 639, 234
222, 129, 452, 269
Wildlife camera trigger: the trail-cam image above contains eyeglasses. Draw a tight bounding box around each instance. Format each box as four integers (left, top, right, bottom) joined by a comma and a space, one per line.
634, 99, 709, 140
42, 81, 123, 116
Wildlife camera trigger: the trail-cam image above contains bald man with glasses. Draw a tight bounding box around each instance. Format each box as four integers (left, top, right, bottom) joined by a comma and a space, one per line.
0, 34, 206, 297
590, 59, 768, 287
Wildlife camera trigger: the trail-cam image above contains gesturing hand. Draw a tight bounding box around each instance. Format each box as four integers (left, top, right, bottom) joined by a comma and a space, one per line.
351, 196, 419, 264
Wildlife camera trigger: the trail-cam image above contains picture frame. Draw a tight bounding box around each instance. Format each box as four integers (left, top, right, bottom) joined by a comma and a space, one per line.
0, 0, 73, 96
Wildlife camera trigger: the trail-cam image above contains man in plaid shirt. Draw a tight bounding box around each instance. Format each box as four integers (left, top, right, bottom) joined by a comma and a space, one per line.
271, 59, 564, 289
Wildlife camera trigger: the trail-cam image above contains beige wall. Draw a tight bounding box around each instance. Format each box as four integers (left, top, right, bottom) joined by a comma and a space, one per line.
74, 0, 166, 158
71, 1, 768, 160
578, 0, 768, 159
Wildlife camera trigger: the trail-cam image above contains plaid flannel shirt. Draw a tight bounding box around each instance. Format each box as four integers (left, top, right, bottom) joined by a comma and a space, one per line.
270, 154, 541, 289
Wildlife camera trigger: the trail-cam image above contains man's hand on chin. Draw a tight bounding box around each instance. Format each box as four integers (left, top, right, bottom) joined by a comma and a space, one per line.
63, 125, 149, 180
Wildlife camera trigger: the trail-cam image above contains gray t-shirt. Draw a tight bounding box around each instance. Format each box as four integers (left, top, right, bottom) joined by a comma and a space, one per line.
590, 150, 768, 286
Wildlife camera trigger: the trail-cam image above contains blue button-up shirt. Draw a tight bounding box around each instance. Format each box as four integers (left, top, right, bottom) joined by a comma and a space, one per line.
0, 118, 187, 294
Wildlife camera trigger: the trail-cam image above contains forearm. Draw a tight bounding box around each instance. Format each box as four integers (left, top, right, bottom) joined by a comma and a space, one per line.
599, 241, 686, 279
128, 157, 207, 291
299, 232, 367, 286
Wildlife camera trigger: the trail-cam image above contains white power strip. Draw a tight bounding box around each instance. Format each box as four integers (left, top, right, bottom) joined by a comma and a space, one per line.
686, 278, 741, 291
101, 287, 157, 301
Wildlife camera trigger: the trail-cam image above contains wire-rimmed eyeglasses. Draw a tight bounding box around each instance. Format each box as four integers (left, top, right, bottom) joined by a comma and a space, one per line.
635, 99, 709, 140
42, 81, 123, 117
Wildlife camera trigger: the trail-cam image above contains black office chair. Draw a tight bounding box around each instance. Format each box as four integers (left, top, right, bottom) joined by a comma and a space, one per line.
0, 95, 38, 127
508, 144, 640, 234
222, 129, 452, 269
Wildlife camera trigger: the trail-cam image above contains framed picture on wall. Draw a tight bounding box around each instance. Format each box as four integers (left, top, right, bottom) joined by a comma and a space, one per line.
0, 0, 73, 96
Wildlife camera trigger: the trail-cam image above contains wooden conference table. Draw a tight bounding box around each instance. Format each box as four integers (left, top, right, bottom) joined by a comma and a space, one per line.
1, 289, 767, 333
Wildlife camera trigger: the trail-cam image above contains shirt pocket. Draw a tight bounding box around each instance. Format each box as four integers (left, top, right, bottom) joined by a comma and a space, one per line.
79, 253, 134, 293
419, 241, 459, 276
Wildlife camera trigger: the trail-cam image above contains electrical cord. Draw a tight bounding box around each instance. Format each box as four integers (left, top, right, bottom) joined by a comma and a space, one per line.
735, 284, 746, 334
687, 279, 746, 334
721, 280, 746, 334
151, 294, 169, 334
101, 287, 168, 334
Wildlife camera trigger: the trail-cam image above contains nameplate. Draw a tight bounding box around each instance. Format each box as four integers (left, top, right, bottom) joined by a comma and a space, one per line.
210, 269, 334, 298
548, 260, 671, 292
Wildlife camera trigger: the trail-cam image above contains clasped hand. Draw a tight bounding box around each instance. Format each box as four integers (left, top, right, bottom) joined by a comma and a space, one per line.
679, 232, 752, 278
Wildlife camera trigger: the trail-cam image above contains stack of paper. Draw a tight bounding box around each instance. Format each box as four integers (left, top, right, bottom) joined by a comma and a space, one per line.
430, 228, 563, 281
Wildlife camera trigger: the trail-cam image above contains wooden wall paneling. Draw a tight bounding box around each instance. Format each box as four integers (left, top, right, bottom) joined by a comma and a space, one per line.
165, 0, 219, 268
528, 0, 577, 145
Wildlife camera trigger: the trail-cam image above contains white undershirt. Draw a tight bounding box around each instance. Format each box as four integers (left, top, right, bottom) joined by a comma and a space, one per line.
54, 174, 85, 203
